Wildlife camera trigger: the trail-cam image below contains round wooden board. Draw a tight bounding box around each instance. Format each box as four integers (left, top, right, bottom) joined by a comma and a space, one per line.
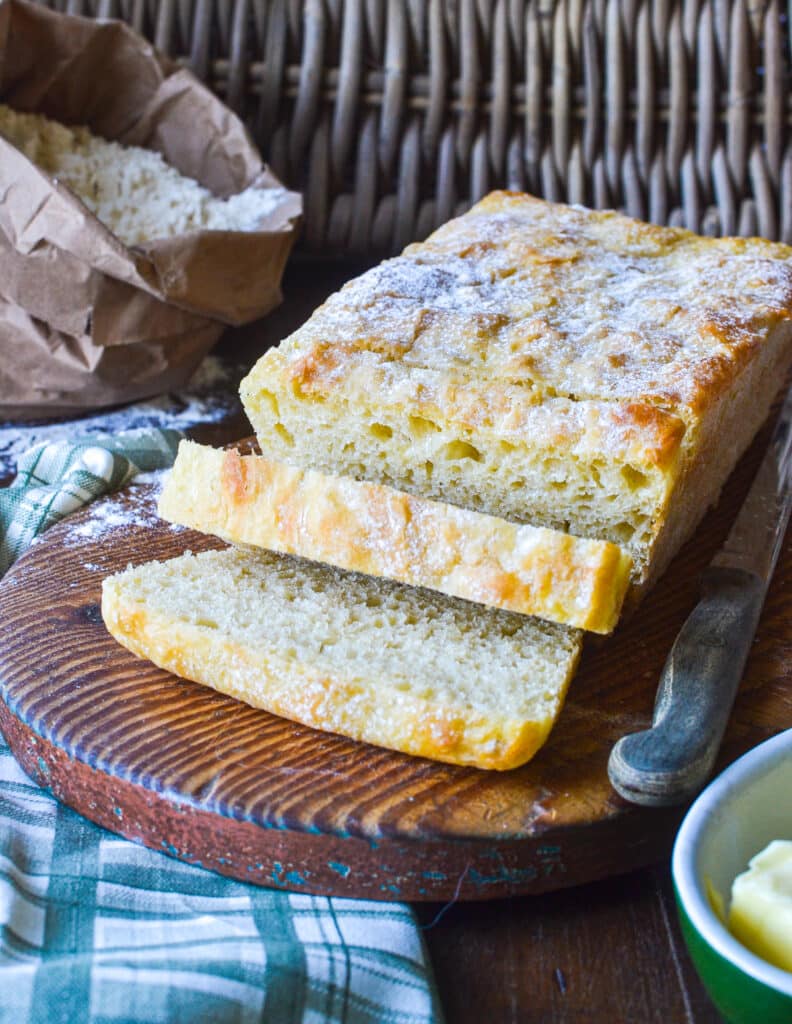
0, 428, 790, 902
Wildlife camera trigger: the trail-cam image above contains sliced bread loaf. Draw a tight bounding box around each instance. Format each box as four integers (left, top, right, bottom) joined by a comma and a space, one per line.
240, 191, 792, 598
101, 547, 582, 770
158, 439, 632, 633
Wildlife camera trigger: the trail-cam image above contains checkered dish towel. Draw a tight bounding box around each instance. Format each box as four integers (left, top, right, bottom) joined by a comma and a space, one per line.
0, 430, 443, 1024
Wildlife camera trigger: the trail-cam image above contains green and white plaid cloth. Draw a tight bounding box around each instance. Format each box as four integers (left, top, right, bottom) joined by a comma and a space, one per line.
0, 429, 443, 1024
0, 430, 183, 577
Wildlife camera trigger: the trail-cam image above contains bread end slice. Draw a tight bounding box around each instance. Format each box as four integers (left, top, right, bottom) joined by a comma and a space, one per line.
158, 440, 632, 633
101, 548, 582, 770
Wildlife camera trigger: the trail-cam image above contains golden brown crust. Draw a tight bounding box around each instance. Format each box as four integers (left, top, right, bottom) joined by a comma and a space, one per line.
158, 441, 633, 633
270, 189, 792, 429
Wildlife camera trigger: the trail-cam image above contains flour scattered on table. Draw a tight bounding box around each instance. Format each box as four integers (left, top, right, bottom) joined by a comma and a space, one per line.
0, 355, 242, 480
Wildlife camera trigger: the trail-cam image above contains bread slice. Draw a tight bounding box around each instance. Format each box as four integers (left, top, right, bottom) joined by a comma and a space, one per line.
158, 439, 632, 633
240, 191, 792, 598
0, 103, 286, 245
101, 548, 582, 770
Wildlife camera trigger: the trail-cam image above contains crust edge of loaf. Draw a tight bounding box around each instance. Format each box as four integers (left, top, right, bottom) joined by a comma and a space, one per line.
636, 318, 792, 595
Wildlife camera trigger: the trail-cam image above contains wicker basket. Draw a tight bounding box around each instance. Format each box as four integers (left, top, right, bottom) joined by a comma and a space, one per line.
33, 0, 792, 254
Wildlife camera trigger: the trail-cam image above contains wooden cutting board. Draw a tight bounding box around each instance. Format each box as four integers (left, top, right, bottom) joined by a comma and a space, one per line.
0, 429, 789, 902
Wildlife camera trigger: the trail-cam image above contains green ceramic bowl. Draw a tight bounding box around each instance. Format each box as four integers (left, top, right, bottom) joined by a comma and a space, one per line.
672, 730, 792, 1023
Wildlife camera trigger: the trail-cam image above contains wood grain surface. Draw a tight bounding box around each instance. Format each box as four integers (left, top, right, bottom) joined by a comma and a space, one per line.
0, 418, 789, 902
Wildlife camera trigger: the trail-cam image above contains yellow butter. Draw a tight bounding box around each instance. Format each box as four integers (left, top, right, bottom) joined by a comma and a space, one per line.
729, 840, 792, 972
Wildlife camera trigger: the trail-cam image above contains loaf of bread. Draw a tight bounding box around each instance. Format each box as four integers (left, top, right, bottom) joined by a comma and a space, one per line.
0, 103, 286, 245
241, 192, 792, 598
158, 439, 632, 632
101, 547, 582, 770
103, 191, 792, 771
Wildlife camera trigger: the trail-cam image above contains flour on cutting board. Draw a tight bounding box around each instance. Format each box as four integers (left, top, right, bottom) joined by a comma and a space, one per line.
0, 355, 243, 480
64, 498, 156, 543
56, 476, 189, 583
60, 474, 186, 547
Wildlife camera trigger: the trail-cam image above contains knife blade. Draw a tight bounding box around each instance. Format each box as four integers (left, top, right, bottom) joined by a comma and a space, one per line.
608, 385, 792, 806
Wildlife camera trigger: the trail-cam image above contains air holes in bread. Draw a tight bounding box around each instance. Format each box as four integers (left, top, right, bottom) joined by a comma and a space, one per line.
441, 440, 483, 462
408, 415, 441, 437
621, 464, 649, 490
260, 391, 280, 418
611, 522, 636, 543
274, 423, 294, 446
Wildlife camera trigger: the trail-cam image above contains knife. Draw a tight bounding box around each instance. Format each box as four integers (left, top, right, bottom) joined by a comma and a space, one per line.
608, 384, 792, 806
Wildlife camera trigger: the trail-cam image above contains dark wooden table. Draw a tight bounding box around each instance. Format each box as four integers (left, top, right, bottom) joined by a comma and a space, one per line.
3, 262, 729, 1023
209, 263, 727, 1023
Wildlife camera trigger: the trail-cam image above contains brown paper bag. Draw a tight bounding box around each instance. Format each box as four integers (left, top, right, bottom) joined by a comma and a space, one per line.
0, 292, 225, 420
0, 0, 301, 419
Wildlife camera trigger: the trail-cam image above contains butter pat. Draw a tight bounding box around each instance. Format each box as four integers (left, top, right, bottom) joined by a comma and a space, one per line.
729, 840, 792, 972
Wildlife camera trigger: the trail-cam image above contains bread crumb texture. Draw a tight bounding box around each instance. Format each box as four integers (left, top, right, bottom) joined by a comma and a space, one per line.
0, 103, 286, 245
101, 547, 582, 770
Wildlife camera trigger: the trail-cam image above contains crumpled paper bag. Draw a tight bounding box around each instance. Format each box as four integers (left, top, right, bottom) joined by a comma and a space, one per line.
0, 0, 301, 419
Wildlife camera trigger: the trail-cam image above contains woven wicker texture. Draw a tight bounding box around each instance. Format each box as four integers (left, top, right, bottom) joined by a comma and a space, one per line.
31, 1, 792, 254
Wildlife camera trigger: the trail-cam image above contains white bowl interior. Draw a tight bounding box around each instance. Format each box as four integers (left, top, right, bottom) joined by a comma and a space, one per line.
698, 757, 792, 900
673, 730, 792, 995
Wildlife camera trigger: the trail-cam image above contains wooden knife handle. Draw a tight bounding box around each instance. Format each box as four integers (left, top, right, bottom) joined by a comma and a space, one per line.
607, 567, 766, 807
